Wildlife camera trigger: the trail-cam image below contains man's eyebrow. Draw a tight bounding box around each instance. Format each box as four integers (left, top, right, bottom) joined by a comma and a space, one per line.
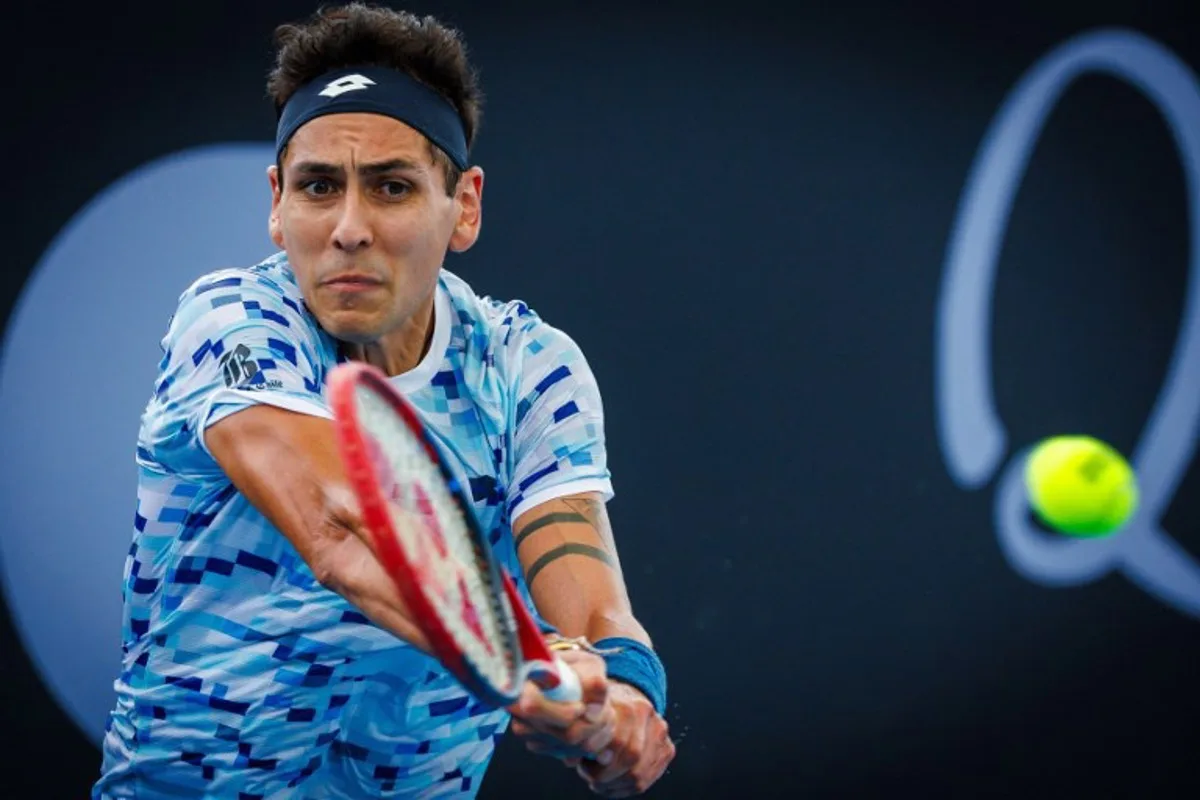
290, 160, 342, 176
359, 158, 423, 176
289, 159, 423, 177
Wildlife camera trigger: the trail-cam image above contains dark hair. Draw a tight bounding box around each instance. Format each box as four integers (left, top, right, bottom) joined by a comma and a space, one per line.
267, 2, 482, 194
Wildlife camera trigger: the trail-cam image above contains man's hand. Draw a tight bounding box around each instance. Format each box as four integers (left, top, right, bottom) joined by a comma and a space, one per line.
568, 682, 675, 798
508, 648, 617, 763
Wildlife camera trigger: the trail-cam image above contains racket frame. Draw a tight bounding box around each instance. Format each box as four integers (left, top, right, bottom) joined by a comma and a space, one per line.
328, 361, 578, 707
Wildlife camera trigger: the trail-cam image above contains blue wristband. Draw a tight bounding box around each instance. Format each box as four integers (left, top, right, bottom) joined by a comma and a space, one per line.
594, 638, 668, 717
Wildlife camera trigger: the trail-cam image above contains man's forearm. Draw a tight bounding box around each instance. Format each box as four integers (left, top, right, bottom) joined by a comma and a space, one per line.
530, 574, 650, 648
576, 610, 652, 649
206, 406, 430, 653
320, 533, 433, 654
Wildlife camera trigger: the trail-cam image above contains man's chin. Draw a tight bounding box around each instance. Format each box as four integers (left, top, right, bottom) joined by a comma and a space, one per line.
316, 310, 386, 344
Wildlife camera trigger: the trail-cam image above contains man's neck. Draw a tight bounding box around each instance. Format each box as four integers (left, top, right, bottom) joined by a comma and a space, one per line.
343, 294, 437, 378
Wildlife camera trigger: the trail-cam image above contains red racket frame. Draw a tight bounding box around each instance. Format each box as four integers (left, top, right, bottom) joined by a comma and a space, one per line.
328, 361, 575, 707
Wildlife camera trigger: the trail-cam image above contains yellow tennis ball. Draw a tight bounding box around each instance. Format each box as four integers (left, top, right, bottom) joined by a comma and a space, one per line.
1023, 435, 1139, 537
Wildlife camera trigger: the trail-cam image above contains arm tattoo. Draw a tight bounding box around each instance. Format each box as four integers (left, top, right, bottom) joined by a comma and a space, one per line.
514, 511, 588, 549
514, 496, 618, 587
513, 497, 611, 550
562, 497, 615, 549
525, 543, 616, 587
561, 497, 604, 528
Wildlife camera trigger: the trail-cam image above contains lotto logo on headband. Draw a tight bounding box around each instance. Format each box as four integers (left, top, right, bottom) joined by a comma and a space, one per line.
276, 67, 469, 170
319, 74, 377, 98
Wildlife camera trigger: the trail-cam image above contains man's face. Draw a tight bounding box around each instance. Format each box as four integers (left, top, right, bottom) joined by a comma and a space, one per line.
269, 113, 482, 344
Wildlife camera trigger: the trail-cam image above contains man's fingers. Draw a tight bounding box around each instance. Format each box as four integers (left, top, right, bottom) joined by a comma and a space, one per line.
582, 716, 646, 785
629, 736, 676, 792
588, 721, 675, 797
512, 722, 587, 760
557, 703, 617, 758
515, 684, 585, 729
506, 649, 624, 768
514, 654, 607, 729
555, 650, 608, 721
508, 679, 582, 728
580, 718, 617, 758
517, 706, 616, 754
506, 650, 608, 728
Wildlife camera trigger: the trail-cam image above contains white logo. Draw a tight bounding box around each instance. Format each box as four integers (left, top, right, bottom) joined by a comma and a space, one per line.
936, 28, 1200, 619
318, 73, 376, 98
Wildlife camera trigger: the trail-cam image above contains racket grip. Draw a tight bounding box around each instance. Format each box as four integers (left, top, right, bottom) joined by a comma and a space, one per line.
539, 656, 582, 703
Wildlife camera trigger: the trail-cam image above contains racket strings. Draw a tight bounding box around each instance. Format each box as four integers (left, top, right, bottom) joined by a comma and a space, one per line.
356, 388, 517, 691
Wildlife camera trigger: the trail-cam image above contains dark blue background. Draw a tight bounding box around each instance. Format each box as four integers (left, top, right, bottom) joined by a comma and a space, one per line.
2, 0, 1198, 797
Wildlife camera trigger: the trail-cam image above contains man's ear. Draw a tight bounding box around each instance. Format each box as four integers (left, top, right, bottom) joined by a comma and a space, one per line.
449, 166, 484, 253
268, 164, 284, 248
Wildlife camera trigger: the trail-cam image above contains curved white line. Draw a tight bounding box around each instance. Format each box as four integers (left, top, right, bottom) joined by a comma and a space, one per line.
938, 28, 1200, 617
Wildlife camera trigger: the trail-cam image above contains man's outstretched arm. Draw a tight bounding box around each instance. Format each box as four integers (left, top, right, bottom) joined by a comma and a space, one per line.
206, 404, 431, 653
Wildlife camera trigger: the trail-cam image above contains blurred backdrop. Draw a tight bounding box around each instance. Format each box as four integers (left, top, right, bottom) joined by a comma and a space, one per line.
2, 0, 1198, 797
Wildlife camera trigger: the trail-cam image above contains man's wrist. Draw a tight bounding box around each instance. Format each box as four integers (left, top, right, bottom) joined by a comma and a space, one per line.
607, 677, 655, 707
593, 637, 668, 717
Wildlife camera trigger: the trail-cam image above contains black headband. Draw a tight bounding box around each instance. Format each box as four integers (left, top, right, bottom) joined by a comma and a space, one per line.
275, 66, 469, 170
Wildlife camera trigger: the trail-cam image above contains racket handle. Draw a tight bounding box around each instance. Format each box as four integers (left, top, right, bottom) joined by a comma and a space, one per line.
539, 655, 582, 703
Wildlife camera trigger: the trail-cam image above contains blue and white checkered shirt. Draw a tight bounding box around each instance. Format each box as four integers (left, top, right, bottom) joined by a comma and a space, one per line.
94, 252, 613, 799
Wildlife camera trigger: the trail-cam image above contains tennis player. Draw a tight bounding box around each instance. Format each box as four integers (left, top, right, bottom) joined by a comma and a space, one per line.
92, 3, 673, 798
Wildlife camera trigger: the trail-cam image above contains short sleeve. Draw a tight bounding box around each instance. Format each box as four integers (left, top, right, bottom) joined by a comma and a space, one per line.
141, 271, 332, 477
506, 320, 613, 520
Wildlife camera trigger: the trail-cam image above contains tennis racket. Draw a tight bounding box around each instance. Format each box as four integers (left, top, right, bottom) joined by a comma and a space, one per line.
327, 360, 581, 708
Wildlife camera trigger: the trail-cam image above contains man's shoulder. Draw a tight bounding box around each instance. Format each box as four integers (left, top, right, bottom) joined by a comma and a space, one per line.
178, 252, 304, 309
440, 268, 536, 329
167, 253, 317, 340
440, 269, 581, 366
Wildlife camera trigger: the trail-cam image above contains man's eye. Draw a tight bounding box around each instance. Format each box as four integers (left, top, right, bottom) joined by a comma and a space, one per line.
301, 179, 335, 197
380, 181, 411, 198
